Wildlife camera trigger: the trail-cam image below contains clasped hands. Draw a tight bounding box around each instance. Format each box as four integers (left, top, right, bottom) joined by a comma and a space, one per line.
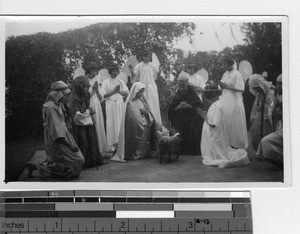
175, 101, 192, 110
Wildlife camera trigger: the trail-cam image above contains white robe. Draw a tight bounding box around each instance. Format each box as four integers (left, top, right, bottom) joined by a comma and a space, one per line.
220, 69, 248, 149
88, 76, 108, 153
101, 77, 128, 152
188, 73, 206, 101
201, 100, 250, 168
134, 61, 162, 125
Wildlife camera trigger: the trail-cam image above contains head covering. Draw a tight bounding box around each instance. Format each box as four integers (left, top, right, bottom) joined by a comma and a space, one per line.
177, 71, 189, 82
220, 54, 235, 66
108, 62, 120, 75
44, 81, 71, 104
204, 83, 222, 100
85, 62, 98, 74
249, 74, 273, 94
125, 82, 145, 103
141, 50, 151, 57
185, 61, 196, 68
277, 74, 282, 83
68, 76, 90, 102
110, 81, 151, 163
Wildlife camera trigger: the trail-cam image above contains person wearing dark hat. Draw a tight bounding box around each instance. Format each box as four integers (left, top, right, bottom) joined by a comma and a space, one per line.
101, 62, 129, 153
86, 62, 108, 154
218, 54, 248, 149
133, 50, 162, 126
199, 84, 250, 168
26, 81, 85, 180
184, 61, 206, 101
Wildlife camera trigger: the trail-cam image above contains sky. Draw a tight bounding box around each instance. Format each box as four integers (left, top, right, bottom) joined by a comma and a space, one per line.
4, 16, 246, 52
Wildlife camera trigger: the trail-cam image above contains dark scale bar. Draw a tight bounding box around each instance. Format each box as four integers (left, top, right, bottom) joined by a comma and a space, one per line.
5, 210, 57, 218
4, 198, 23, 203
75, 197, 99, 202
4, 203, 55, 211
0, 191, 49, 197
100, 197, 126, 202
178, 198, 231, 203
24, 197, 48, 203
231, 198, 251, 203
127, 197, 153, 203
153, 198, 179, 203
48, 197, 74, 202
57, 211, 116, 217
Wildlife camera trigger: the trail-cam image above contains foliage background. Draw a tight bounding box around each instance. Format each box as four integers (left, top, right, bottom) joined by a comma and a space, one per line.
5, 22, 282, 140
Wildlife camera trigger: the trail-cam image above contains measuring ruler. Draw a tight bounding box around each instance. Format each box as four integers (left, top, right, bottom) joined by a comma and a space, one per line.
0, 190, 252, 234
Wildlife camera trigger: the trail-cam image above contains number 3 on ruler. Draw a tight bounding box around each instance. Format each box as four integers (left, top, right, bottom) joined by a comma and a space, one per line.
188, 222, 193, 229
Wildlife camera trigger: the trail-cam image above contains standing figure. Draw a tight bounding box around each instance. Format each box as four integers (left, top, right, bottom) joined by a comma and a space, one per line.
199, 84, 250, 168
219, 54, 248, 149
111, 82, 154, 162
268, 74, 283, 131
249, 74, 274, 151
85, 62, 108, 154
168, 75, 205, 155
68, 76, 106, 169
101, 62, 129, 153
26, 81, 85, 180
134, 50, 162, 126
184, 61, 206, 101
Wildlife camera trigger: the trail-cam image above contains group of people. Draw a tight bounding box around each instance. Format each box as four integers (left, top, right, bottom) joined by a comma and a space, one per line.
26, 51, 283, 180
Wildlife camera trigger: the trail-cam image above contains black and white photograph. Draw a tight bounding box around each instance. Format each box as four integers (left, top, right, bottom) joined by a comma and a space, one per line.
3, 16, 288, 183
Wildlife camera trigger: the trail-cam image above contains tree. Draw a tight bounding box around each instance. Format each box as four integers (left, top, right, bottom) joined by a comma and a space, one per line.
240, 23, 282, 82
5, 22, 195, 140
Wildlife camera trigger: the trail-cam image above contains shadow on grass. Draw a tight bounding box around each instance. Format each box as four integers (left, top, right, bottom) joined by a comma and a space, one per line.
5, 136, 44, 182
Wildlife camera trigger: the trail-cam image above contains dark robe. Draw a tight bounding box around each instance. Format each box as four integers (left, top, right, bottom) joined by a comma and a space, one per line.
68, 84, 104, 169
243, 80, 255, 130
168, 86, 205, 155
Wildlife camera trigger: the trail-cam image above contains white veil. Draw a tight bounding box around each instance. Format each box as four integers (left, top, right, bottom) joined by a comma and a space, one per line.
111, 82, 148, 162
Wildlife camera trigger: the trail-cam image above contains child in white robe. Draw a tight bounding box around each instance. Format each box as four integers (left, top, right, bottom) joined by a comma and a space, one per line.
86, 63, 108, 154
101, 63, 129, 153
199, 84, 250, 168
134, 50, 162, 126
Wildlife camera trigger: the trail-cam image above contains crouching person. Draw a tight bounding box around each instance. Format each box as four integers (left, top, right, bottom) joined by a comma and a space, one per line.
199, 84, 250, 168
27, 81, 84, 180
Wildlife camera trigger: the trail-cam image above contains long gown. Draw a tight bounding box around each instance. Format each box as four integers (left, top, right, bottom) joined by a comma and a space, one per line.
134, 61, 162, 125
257, 129, 283, 167
201, 99, 250, 168
88, 76, 108, 153
101, 77, 129, 152
112, 99, 153, 162
250, 89, 274, 151
168, 86, 204, 155
220, 69, 248, 149
39, 100, 85, 179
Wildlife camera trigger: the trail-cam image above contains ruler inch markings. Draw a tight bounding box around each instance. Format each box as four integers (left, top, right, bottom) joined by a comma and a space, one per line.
0, 191, 252, 233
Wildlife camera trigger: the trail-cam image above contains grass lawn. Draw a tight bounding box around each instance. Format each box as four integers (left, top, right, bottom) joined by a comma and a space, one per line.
5, 136, 44, 182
